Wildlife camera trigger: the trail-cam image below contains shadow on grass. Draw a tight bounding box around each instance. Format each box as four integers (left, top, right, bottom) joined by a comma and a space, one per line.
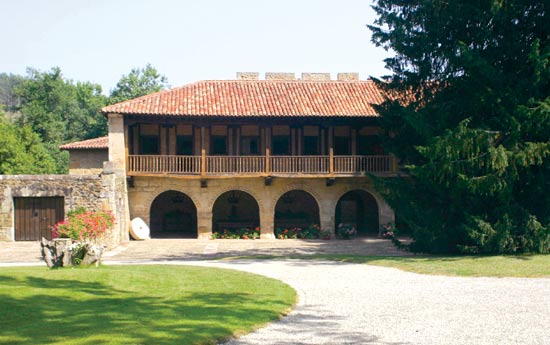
0, 269, 291, 345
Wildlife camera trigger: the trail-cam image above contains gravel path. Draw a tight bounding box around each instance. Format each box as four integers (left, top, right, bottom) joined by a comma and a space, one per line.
163, 259, 550, 345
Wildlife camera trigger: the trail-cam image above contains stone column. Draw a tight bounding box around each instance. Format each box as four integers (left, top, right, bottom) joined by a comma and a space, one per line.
260, 201, 275, 239
105, 113, 130, 244
319, 199, 336, 235
196, 207, 212, 239
108, 114, 126, 174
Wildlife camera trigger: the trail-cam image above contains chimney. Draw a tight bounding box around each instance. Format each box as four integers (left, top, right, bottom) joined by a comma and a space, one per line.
236, 72, 259, 80
337, 73, 359, 81
265, 72, 296, 80
301, 73, 331, 81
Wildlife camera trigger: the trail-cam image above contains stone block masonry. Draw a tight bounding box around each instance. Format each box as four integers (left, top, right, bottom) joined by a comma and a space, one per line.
0, 174, 126, 247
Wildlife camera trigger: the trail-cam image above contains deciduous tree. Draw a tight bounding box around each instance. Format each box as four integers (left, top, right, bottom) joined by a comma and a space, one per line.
108, 63, 168, 104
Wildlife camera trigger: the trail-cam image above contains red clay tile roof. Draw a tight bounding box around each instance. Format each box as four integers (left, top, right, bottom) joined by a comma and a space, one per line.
101, 80, 384, 117
59, 136, 108, 150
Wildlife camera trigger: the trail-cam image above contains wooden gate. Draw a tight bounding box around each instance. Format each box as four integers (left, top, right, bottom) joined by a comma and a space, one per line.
14, 197, 64, 241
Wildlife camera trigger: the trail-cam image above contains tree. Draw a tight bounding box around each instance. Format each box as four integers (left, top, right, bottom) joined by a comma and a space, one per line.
15, 67, 107, 173
0, 110, 56, 174
0, 73, 25, 114
369, 1, 550, 253
108, 63, 168, 104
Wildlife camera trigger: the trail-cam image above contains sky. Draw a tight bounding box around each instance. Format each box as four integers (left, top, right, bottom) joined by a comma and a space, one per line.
1, 0, 391, 94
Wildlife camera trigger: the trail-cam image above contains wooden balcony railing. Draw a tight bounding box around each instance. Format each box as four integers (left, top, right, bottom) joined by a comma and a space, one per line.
334, 155, 391, 173
207, 156, 265, 174
270, 156, 330, 174
128, 155, 201, 174
127, 154, 395, 176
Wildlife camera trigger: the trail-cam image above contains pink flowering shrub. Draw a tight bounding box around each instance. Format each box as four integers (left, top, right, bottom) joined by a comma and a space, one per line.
52, 210, 114, 242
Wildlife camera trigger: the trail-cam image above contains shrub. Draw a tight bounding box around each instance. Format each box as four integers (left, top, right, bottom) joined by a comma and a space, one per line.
52, 210, 114, 243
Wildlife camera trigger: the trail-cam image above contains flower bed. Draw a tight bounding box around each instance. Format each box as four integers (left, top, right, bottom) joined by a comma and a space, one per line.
275, 224, 321, 239
211, 227, 260, 239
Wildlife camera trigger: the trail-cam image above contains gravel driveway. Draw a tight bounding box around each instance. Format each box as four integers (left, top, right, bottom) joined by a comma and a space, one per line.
168, 259, 550, 345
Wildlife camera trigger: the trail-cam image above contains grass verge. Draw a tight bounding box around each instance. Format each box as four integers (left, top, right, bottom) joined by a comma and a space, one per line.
0, 265, 296, 345
221, 254, 550, 278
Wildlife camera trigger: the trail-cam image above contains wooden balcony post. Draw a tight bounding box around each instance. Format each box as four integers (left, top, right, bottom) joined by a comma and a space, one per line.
329, 147, 334, 176
390, 154, 398, 173
265, 147, 270, 175
201, 148, 206, 177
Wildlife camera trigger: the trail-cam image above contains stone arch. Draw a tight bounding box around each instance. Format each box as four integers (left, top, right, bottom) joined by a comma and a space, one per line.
335, 189, 380, 235
269, 183, 323, 212
274, 190, 321, 230
149, 190, 198, 238
207, 186, 265, 216
145, 185, 202, 217
211, 190, 260, 233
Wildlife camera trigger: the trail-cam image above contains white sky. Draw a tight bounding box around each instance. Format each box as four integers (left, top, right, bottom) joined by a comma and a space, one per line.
0, 0, 391, 94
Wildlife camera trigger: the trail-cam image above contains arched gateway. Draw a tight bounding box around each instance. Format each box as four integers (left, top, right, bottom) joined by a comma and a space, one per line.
335, 190, 379, 235
274, 190, 320, 229
212, 190, 260, 231
149, 190, 197, 238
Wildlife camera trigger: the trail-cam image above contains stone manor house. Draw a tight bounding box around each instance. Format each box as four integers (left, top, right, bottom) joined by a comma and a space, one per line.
0, 72, 396, 244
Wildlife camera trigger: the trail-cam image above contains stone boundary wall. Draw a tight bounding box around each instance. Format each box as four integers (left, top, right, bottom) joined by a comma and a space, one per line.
0, 174, 125, 247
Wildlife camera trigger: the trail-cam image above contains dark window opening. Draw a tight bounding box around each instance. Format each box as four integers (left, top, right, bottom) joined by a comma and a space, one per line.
334, 136, 351, 155
211, 136, 227, 155
272, 135, 290, 155
241, 136, 260, 155
176, 135, 194, 155
140, 136, 160, 154
303, 136, 319, 155
357, 135, 385, 155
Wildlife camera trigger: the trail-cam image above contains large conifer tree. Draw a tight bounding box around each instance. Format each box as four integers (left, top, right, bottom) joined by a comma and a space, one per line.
369, 1, 550, 253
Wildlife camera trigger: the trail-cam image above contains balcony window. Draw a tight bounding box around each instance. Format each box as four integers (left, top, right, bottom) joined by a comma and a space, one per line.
334, 136, 351, 155
241, 136, 260, 155
303, 136, 319, 155
272, 135, 290, 155
139, 135, 160, 154
211, 135, 227, 155
357, 135, 385, 155
176, 135, 194, 155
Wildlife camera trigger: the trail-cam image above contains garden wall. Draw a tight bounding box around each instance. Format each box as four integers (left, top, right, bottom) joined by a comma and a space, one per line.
0, 174, 128, 247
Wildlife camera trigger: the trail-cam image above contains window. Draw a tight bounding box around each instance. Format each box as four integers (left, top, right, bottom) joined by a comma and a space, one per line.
139, 136, 159, 154
303, 136, 319, 155
211, 136, 227, 155
241, 136, 259, 155
176, 135, 193, 155
272, 135, 290, 155
334, 136, 351, 155
357, 135, 385, 155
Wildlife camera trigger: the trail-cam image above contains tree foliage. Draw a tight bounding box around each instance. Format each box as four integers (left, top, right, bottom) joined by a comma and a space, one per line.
369, 1, 550, 253
0, 110, 56, 174
14, 67, 107, 173
108, 63, 168, 104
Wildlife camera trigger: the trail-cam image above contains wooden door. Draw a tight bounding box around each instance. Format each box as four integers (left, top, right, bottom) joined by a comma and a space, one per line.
14, 197, 64, 241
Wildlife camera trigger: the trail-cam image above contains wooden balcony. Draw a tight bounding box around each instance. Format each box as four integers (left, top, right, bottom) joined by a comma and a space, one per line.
127, 154, 396, 177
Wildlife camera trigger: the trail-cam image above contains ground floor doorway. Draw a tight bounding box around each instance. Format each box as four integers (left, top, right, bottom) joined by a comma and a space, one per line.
14, 197, 64, 241
150, 191, 197, 238
335, 190, 379, 235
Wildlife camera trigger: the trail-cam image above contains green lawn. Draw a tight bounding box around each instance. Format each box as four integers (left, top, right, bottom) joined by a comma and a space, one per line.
223, 254, 550, 278
0, 265, 296, 345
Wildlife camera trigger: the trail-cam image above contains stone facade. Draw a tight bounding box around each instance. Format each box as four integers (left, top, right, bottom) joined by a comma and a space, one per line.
128, 176, 394, 239
67, 150, 108, 175
0, 175, 115, 244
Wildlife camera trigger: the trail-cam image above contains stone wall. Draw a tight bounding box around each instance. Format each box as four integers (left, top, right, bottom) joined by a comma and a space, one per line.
68, 150, 108, 175
0, 174, 124, 247
128, 176, 395, 239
